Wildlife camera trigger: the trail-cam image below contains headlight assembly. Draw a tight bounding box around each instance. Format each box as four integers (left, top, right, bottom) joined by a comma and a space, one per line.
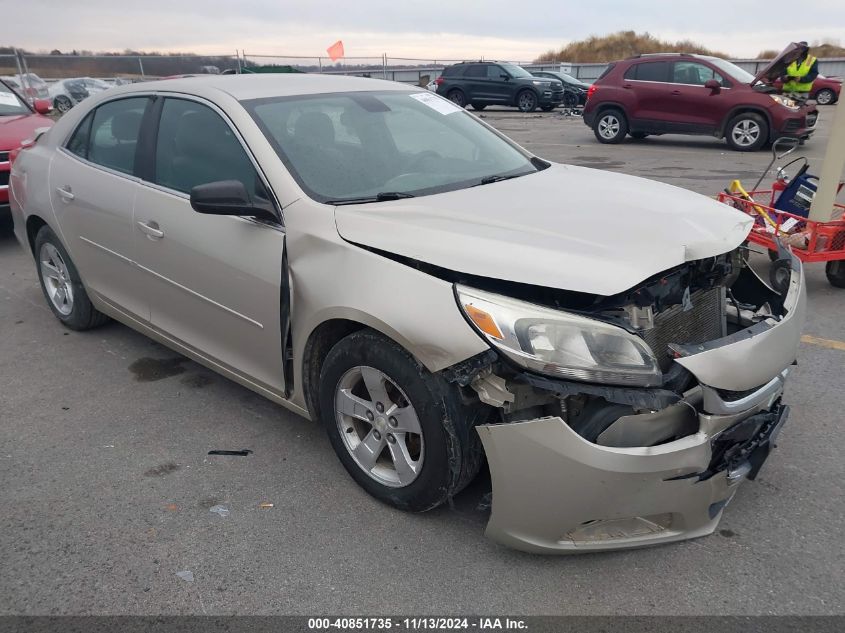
769, 94, 799, 110
456, 285, 662, 387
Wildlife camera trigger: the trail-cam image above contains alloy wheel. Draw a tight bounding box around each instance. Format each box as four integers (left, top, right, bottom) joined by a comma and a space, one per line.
731, 119, 761, 147
598, 114, 621, 139
39, 243, 74, 315
334, 365, 424, 488
518, 92, 537, 112
815, 89, 834, 105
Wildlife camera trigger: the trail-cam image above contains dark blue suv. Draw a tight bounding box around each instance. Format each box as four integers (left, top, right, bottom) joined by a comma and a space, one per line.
435, 62, 564, 112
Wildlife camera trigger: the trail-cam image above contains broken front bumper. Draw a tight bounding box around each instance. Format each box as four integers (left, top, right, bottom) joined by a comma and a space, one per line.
477, 255, 806, 554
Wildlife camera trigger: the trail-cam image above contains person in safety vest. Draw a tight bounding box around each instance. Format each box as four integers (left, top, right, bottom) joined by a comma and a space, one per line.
781, 42, 818, 100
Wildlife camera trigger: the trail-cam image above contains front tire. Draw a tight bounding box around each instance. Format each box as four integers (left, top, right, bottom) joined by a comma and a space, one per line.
34, 226, 110, 330
517, 90, 538, 112
319, 330, 485, 512
815, 88, 836, 106
53, 95, 73, 113
471, 103, 486, 111
826, 260, 845, 288
725, 112, 768, 151
540, 104, 555, 112
593, 109, 628, 144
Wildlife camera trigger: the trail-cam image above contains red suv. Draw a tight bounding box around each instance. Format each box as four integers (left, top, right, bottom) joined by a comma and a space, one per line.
583, 44, 818, 151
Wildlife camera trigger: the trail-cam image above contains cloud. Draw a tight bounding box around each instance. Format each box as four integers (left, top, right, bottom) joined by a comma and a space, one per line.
6, 0, 845, 59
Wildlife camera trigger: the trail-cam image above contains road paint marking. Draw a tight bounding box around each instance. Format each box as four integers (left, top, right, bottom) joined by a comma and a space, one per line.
801, 334, 845, 351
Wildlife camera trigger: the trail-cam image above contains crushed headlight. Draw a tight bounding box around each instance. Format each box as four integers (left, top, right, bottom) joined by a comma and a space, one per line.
769, 94, 799, 109
456, 285, 662, 387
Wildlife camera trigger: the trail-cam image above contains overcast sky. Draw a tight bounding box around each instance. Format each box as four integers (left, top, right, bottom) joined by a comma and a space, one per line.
6, 0, 845, 61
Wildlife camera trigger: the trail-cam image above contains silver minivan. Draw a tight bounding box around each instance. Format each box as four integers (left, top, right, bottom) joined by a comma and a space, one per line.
9, 75, 805, 553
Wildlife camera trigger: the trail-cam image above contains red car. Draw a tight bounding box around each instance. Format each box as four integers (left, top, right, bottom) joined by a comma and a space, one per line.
773, 74, 841, 105
583, 43, 818, 151
1, 79, 52, 214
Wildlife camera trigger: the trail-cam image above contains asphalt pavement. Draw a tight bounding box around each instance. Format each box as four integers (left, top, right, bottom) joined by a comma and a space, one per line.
1, 107, 843, 616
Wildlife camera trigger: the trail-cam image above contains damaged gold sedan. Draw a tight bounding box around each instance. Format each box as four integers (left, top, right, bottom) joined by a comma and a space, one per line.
10, 74, 805, 553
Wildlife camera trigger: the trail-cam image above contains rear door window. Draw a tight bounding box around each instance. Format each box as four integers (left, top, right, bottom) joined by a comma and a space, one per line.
625, 61, 671, 82
464, 65, 486, 78
82, 97, 150, 175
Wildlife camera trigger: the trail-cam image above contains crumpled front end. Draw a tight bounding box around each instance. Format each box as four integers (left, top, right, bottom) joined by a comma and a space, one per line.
466, 247, 805, 553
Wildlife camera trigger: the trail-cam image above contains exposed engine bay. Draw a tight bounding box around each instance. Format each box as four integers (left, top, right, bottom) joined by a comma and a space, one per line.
449, 246, 794, 449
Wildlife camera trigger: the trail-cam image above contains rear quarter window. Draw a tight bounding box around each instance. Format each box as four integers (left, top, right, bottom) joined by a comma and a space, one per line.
596, 63, 616, 81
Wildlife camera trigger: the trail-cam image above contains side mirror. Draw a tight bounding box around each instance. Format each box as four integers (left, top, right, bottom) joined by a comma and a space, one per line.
500, 74, 510, 81
33, 99, 52, 114
190, 180, 278, 222
704, 79, 721, 94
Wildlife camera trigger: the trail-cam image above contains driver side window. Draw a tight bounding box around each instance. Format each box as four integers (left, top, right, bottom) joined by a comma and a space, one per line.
153, 98, 263, 198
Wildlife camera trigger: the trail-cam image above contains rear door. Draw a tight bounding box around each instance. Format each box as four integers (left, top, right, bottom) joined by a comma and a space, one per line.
131, 95, 287, 394
462, 64, 490, 102
48, 96, 152, 321
668, 61, 732, 133
623, 61, 674, 131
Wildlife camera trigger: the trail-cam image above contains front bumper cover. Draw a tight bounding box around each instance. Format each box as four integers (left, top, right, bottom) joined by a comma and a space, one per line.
477, 254, 805, 554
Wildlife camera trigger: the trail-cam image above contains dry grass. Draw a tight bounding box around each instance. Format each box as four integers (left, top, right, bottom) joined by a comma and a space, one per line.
757, 42, 845, 59
535, 31, 730, 63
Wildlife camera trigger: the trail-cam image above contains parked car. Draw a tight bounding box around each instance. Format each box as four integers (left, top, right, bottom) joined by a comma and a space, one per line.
0, 73, 50, 101
583, 43, 819, 151
0, 79, 53, 215
772, 74, 841, 105
10, 75, 805, 553
436, 61, 564, 112
48, 77, 111, 113
531, 70, 590, 107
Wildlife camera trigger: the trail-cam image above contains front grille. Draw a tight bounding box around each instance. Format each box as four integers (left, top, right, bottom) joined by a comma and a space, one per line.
641, 287, 726, 370
0, 151, 9, 163
0, 169, 9, 187
784, 118, 802, 131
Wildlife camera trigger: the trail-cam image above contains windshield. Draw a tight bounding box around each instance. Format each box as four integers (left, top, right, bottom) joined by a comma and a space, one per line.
245, 90, 540, 204
705, 58, 756, 84
501, 63, 533, 79
0, 81, 29, 116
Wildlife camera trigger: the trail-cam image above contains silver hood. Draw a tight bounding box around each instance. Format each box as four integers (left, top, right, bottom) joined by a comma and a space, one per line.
334, 164, 753, 296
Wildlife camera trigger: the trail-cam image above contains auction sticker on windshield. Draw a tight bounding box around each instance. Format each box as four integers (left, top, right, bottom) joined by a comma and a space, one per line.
409, 92, 463, 115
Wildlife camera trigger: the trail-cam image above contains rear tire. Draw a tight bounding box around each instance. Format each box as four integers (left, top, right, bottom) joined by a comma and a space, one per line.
826, 260, 845, 288
593, 108, 628, 144
725, 112, 768, 151
319, 329, 486, 512
815, 88, 836, 106
447, 89, 467, 108
34, 226, 110, 330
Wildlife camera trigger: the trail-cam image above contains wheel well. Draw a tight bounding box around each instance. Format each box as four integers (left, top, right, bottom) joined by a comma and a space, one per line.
25, 215, 48, 256
302, 319, 367, 420
594, 103, 626, 120
719, 108, 771, 138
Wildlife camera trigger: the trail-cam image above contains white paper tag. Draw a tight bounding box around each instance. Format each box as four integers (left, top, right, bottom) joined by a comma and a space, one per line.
780, 217, 800, 232
0, 92, 20, 107
408, 92, 463, 115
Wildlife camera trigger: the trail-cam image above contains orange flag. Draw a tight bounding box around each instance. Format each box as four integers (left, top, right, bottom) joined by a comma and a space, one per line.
327, 40, 345, 62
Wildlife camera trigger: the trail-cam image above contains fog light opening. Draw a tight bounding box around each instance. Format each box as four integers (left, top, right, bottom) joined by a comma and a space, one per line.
562, 513, 674, 545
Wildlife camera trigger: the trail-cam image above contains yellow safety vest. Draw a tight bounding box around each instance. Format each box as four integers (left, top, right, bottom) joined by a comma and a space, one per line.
783, 56, 816, 93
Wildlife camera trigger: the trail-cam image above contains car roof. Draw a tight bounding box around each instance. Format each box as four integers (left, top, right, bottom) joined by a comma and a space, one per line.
108, 73, 415, 101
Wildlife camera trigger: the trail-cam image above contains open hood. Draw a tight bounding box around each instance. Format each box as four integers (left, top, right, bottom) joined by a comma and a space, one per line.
334, 164, 753, 297
753, 42, 809, 85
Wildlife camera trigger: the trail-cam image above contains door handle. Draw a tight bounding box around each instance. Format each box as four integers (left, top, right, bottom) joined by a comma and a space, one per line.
623, 83, 633, 89
137, 221, 164, 240
671, 90, 682, 95
55, 186, 74, 201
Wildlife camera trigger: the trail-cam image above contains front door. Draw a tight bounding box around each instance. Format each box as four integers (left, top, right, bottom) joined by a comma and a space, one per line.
48, 96, 152, 321
132, 96, 287, 394
667, 61, 732, 134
